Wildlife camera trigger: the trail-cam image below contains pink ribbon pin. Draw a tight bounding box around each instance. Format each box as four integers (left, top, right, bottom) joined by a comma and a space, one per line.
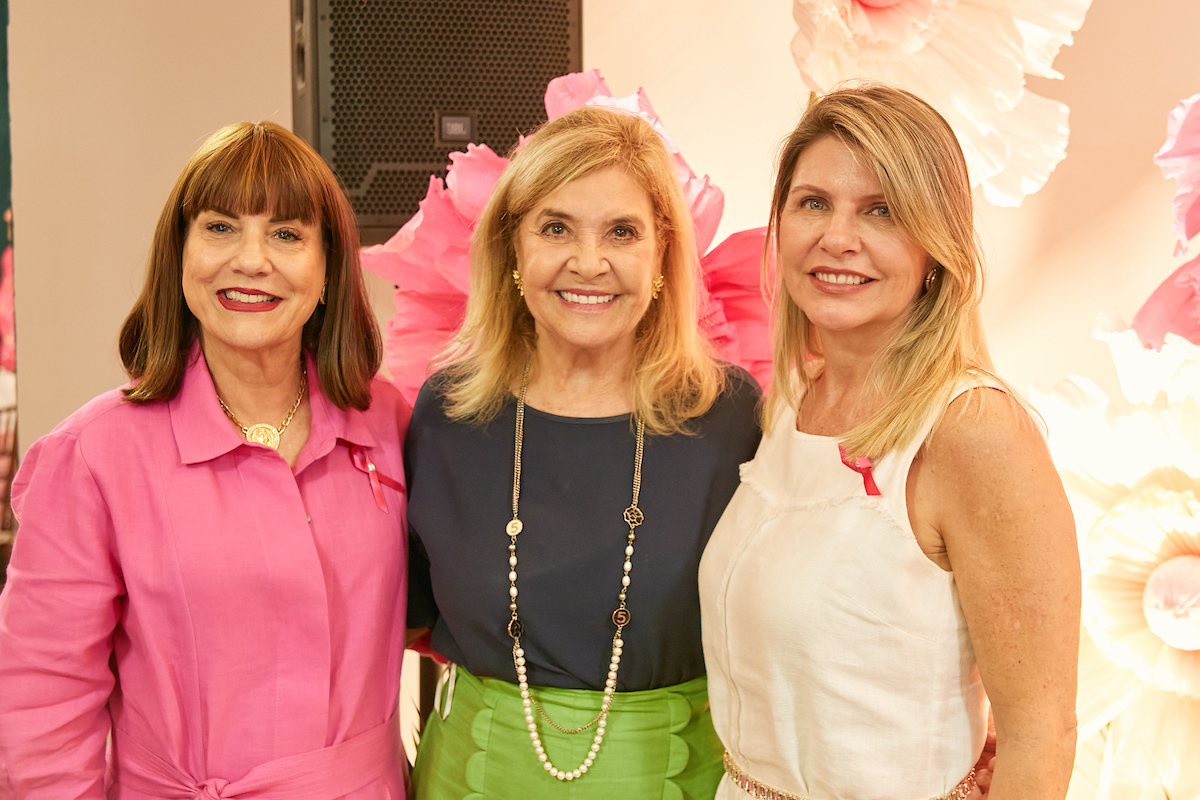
838, 445, 881, 497
349, 444, 405, 512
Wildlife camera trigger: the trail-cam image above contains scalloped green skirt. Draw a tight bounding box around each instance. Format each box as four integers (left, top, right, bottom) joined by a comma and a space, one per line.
411, 666, 723, 799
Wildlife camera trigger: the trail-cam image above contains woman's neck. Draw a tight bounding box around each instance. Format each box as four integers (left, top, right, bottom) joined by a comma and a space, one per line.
796, 334, 883, 436
520, 345, 635, 418
203, 338, 306, 423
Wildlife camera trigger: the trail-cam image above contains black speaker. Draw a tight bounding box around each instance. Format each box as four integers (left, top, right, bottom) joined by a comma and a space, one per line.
292, 0, 583, 245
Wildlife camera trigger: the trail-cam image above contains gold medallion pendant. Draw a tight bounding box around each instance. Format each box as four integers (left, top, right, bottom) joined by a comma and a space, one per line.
215, 361, 307, 452
244, 423, 282, 450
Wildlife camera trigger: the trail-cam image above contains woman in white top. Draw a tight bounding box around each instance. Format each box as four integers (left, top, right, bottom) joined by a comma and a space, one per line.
700, 84, 1080, 800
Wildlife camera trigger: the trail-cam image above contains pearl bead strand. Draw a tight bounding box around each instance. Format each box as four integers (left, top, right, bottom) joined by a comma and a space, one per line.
504, 357, 645, 781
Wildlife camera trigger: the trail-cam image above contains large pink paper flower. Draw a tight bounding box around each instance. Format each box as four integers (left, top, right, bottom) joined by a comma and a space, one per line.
1155, 92, 1200, 258
791, 0, 1091, 207
1134, 92, 1200, 350
361, 70, 771, 404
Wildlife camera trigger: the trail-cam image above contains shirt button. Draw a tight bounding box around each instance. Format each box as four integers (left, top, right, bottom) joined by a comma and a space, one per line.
306, 515, 312, 523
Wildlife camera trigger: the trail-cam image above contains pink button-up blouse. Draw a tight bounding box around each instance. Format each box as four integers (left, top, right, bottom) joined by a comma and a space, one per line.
0, 347, 411, 799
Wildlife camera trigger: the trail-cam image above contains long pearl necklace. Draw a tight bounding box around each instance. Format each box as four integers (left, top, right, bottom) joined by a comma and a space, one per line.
506, 358, 645, 782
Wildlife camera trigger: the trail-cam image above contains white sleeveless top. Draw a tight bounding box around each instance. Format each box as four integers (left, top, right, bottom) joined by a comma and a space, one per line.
699, 382, 989, 800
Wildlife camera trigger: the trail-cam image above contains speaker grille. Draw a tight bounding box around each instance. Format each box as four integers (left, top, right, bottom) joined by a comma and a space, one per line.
321, 0, 579, 230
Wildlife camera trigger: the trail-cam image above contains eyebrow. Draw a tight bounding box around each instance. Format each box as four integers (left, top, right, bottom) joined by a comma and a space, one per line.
532, 208, 649, 227
787, 183, 887, 203
202, 208, 306, 224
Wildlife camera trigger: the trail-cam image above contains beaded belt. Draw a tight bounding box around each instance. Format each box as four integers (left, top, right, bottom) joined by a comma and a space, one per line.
723, 752, 977, 800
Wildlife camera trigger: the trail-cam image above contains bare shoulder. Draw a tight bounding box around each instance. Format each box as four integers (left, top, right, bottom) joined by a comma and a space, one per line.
912, 384, 1068, 552
924, 386, 1047, 471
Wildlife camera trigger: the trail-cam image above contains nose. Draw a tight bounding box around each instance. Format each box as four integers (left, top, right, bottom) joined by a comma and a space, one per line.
819, 209, 861, 255
231, 230, 270, 275
571, 235, 610, 279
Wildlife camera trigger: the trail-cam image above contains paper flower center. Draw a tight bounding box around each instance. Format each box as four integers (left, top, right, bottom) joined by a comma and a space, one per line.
1142, 554, 1200, 651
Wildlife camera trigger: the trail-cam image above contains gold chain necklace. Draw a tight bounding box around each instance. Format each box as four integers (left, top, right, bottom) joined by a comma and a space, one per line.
506, 357, 645, 782
216, 361, 307, 451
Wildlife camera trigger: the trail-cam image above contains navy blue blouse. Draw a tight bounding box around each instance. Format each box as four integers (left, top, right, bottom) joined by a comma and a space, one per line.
406, 367, 761, 691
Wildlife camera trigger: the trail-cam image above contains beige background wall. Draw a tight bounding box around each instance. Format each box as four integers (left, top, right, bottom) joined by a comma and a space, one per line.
11, 1, 1200, 455
9, 0, 293, 452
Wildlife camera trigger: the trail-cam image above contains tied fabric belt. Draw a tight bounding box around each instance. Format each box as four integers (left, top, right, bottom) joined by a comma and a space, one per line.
109, 714, 401, 799
723, 752, 976, 800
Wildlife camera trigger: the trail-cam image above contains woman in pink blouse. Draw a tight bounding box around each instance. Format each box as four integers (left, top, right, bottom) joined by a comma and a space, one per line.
0, 122, 410, 798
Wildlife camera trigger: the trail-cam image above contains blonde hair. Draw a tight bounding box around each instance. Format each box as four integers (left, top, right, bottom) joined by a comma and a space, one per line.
120, 121, 381, 409
438, 106, 725, 435
765, 84, 996, 457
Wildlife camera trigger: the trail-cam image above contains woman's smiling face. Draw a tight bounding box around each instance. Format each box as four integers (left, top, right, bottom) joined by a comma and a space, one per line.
779, 136, 931, 345
182, 209, 326, 361
514, 166, 661, 365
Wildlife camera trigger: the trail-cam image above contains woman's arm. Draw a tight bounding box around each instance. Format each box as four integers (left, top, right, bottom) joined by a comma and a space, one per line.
913, 387, 1080, 799
0, 432, 122, 798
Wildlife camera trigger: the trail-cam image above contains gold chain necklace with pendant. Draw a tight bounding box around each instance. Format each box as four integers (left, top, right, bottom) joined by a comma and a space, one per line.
216, 361, 307, 451
506, 357, 645, 782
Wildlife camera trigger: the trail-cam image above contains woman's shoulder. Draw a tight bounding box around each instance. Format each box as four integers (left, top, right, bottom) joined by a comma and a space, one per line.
706, 363, 762, 421
354, 374, 413, 437
16, 385, 162, 491
682, 362, 762, 449
932, 376, 1043, 464
46, 384, 164, 444
410, 369, 455, 423
719, 362, 763, 400
366, 373, 409, 414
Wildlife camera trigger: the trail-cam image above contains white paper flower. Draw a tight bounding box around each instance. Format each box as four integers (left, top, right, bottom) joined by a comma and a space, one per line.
791, 0, 1091, 207
1030, 328, 1200, 798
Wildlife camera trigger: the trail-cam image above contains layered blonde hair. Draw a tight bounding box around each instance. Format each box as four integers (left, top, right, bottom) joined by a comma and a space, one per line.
119, 121, 381, 409
766, 84, 996, 457
439, 106, 725, 435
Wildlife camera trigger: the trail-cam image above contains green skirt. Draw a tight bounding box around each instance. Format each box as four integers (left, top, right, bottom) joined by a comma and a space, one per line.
411, 665, 723, 799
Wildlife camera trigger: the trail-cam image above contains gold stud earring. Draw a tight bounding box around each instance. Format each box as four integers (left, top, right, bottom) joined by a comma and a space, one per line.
512, 270, 524, 297
923, 268, 938, 293
651, 274, 665, 300
319, 281, 327, 305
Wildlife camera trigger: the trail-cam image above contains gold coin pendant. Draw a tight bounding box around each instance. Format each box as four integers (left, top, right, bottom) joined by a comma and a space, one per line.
506, 519, 523, 537
245, 424, 281, 450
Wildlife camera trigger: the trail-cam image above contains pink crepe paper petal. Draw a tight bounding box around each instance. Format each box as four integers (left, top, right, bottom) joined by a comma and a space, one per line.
1132, 252, 1200, 350
382, 291, 469, 404
362, 176, 478, 405
683, 174, 724, 257
699, 227, 774, 390
544, 70, 612, 120
445, 144, 509, 221
1155, 92, 1200, 257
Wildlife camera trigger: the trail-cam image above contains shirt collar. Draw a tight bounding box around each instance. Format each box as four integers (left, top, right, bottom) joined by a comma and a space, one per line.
169, 344, 378, 466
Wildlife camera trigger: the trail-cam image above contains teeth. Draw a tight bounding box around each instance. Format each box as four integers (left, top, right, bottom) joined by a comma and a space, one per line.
814, 273, 868, 286
559, 291, 615, 305
223, 290, 277, 303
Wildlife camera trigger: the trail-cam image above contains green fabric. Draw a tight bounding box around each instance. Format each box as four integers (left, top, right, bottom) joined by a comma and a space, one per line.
412, 667, 723, 799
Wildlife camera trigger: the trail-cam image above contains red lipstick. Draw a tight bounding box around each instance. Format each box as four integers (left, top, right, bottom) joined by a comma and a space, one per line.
217, 288, 282, 312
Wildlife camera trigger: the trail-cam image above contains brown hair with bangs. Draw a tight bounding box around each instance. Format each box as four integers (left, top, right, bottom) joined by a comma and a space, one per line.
118, 120, 381, 409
